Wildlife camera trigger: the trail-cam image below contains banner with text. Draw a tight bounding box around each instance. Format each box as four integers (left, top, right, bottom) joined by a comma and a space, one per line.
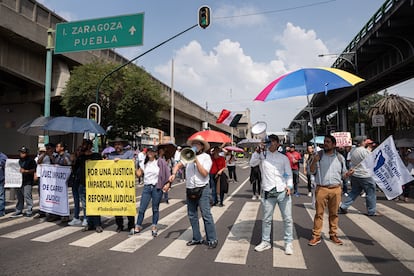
39, 164, 71, 216
86, 160, 136, 216
332, 132, 352, 147
5, 159, 22, 188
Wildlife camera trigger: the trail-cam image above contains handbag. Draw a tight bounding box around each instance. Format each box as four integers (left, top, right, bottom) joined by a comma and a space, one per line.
186, 186, 204, 200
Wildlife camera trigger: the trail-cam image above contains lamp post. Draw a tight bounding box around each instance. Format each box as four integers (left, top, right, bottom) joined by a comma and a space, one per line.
318, 51, 362, 136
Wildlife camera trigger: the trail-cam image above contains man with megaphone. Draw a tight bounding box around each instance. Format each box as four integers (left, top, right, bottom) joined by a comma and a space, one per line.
169, 135, 218, 249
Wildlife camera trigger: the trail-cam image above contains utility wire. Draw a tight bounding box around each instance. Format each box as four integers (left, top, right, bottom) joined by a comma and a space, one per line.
213, 0, 337, 20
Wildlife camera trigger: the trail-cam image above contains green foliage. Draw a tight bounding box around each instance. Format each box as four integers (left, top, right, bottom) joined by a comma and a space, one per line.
61, 59, 168, 135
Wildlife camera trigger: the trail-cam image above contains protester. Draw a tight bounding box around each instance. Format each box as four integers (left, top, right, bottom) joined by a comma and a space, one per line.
74, 140, 103, 233
249, 146, 262, 200
286, 144, 302, 197
0, 151, 7, 217
250, 135, 294, 254
303, 145, 315, 197
11, 146, 36, 218
67, 146, 85, 226
107, 137, 135, 233
308, 135, 350, 246
158, 147, 171, 204
169, 135, 218, 249
226, 153, 238, 182
134, 146, 171, 237
339, 138, 378, 216
209, 147, 226, 206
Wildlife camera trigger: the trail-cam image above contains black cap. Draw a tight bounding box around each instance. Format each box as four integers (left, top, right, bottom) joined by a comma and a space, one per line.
290, 144, 295, 148
18, 146, 29, 153
147, 146, 158, 152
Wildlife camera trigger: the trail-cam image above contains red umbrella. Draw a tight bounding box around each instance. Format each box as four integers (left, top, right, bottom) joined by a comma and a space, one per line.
224, 146, 244, 153
188, 130, 231, 143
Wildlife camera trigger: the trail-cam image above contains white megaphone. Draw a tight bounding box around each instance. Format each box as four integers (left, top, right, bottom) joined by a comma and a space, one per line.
251, 121, 269, 143
180, 147, 196, 165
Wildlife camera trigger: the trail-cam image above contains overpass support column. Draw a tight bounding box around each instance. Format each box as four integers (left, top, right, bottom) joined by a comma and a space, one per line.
337, 105, 348, 132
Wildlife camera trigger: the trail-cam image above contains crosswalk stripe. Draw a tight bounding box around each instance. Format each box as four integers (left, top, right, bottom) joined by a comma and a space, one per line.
0, 217, 33, 230
109, 204, 188, 253
158, 201, 233, 259
376, 203, 414, 232
31, 226, 83, 242
0, 222, 57, 239
397, 203, 414, 212
273, 204, 307, 269
304, 203, 380, 275
69, 226, 118, 247
215, 202, 260, 264
347, 206, 414, 273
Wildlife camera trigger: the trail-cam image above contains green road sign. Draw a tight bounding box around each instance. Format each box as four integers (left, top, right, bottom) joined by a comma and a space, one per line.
54, 13, 144, 54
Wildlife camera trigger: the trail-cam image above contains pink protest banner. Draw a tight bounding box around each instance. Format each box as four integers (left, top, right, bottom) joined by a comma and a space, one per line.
332, 132, 352, 147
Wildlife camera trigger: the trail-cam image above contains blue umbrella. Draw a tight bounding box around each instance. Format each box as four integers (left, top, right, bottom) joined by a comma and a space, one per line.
42, 116, 106, 134
17, 116, 68, 136
309, 136, 325, 144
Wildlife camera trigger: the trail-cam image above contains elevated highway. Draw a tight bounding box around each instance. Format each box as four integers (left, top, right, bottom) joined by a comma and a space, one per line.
0, 0, 236, 154
291, 0, 414, 136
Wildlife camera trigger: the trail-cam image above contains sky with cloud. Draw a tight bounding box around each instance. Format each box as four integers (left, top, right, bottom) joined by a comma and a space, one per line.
38, 0, 413, 132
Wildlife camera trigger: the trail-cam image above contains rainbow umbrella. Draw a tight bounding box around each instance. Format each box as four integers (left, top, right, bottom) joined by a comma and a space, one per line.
254, 67, 364, 101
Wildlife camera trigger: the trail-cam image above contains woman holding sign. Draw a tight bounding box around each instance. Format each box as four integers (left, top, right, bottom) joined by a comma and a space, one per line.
134, 146, 171, 237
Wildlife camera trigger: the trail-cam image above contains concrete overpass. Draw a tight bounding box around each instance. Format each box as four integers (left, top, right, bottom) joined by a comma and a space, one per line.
290, 0, 414, 137
0, 0, 246, 155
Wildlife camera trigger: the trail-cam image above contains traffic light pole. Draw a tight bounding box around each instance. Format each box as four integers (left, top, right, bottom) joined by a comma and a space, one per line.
95, 24, 198, 104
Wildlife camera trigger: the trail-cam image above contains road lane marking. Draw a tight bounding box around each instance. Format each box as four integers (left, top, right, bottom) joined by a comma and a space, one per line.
304, 203, 380, 275
376, 203, 414, 232
0, 222, 57, 239
273, 204, 307, 269
397, 203, 414, 212
215, 202, 259, 264
31, 226, 83, 242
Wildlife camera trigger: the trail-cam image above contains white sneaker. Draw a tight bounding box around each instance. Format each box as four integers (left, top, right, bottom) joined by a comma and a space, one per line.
68, 218, 82, 226
252, 195, 257, 200
361, 192, 366, 198
82, 219, 88, 226
254, 241, 271, 252
285, 243, 293, 255
307, 192, 312, 197
344, 193, 349, 197
258, 195, 261, 200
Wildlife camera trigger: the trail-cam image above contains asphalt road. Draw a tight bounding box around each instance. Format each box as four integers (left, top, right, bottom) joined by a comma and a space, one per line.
0, 159, 413, 276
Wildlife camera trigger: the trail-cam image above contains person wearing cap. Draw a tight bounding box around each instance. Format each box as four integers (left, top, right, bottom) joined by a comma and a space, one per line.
250, 134, 294, 254
339, 137, 378, 216
285, 144, 302, 197
134, 145, 171, 237
11, 146, 36, 218
107, 137, 135, 233
169, 135, 218, 249
0, 151, 7, 217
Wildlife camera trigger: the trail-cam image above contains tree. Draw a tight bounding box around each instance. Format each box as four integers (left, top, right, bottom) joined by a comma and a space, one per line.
61, 59, 168, 138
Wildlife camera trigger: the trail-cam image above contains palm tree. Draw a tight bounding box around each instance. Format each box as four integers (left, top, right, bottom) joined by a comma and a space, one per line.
368, 94, 414, 138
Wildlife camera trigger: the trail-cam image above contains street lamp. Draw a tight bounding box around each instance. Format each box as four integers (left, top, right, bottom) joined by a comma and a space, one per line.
318, 51, 362, 136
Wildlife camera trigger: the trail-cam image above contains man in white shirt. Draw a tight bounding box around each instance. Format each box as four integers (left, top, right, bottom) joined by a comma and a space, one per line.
250, 134, 294, 255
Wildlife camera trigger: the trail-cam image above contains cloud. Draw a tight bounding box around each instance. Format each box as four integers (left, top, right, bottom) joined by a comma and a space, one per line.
153, 22, 332, 132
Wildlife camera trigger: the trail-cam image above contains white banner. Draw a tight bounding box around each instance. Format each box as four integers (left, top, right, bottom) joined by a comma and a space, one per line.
361, 136, 414, 200
332, 132, 352, 147
5, 159, 22, 188
39, 164, 71, 216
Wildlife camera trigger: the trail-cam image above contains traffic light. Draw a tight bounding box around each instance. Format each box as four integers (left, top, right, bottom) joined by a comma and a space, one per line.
198, 6, 211, 29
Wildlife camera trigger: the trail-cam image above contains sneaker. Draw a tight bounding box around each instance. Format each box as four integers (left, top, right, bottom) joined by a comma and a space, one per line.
308, 237, 321, 246
68, 218, 82, 226
285, 243, 293, 255
330, 235, 343, 245
33, 213, 46, 219
116, 226, 124, 233
207, 240, 218, 249
294, 192, 300, 197
128, 228, 135, 236
186, 240, 204, 246
151, 227, 158, 237
258, 195, 261, 200
82, 219, 88, 226
344, 193, 349, 197
25, 213, 33, 218
252, 195, 257, 200
254, 241, 271, 252
11, 212, 23, 218
361, 192, 366, 198
307, 192, 312, 197
338, 207, 348, 214
95, 226, 103, 233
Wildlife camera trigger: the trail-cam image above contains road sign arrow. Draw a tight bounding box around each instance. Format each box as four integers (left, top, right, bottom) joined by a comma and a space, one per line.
129, 26, 136, 35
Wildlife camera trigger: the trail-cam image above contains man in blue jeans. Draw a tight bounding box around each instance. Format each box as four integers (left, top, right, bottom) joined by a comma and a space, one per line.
169, 135, 218, 249
339, 137, 377, 216
0, 151, 7, 217
250, 135, 294, 255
